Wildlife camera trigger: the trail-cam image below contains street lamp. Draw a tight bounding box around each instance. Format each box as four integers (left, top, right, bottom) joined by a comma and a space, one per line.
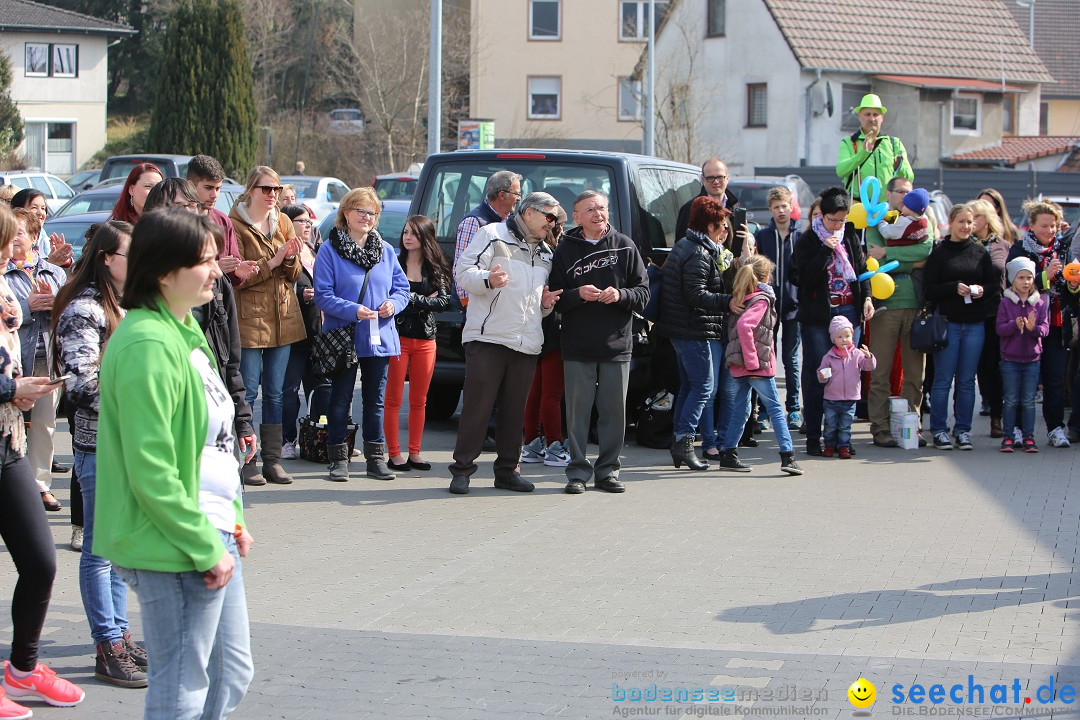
1016, 0, 1035, 48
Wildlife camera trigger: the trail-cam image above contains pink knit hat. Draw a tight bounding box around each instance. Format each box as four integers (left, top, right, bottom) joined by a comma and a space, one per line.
829, 315, 854, 342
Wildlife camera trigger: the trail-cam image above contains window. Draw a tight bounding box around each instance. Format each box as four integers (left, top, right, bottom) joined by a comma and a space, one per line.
529, 0, 560, 40
635, 167, 706, 248
746, 83, 767, 127
46, 176, 74, 200
1040, 102, 1049, 135
951, 93, 980, 134
707, 0, 725, 36
1002, 95, 1016, 135
327, 182, 349, 202
24, 42, 78, 78
618, 77, 643, 121
620, 1, 671, 41
528, 76, 561, 120
841, 83, 872, 132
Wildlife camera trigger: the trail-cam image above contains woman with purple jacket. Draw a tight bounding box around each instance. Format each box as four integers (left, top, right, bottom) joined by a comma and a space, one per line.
313, 187, 410, 483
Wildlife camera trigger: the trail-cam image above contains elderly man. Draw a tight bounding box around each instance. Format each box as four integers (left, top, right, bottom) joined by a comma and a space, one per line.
453, 170, 523, 305
865, 178, 932, 447
449, 192, 563, 495
675, 157, 740, 243
547, 191, 649, 494
837, 93, 913, 201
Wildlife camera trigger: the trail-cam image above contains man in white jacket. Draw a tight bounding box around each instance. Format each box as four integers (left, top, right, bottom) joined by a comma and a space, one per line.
448, 192, 563, 494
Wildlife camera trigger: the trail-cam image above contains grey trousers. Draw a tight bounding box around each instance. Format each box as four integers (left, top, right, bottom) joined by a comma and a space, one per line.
563, 359, 629, 483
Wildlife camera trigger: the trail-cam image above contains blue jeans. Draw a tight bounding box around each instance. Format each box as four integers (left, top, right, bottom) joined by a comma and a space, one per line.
282, 341, 331, 443
75, 450, 128, 645
800, 305, 859, 444
327, 356, 389, 445
930, 321, 985, 435
822, 400, 857, 449
721, 375, 793, 453
239, 345, 291, 425
776, 318, 801, 412
116, 532, 253, 720
1001, 360, 1039, 439
671, 338, 722, 442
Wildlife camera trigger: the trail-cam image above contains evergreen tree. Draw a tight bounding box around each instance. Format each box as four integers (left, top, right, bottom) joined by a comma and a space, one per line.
0, 51, 24, 157
148, 0, 257, 177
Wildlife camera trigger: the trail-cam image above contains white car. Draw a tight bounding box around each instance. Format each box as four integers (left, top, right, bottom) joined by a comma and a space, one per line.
0, 171, 75, 213
280, 175, 351, 222
328, 108, 365, 135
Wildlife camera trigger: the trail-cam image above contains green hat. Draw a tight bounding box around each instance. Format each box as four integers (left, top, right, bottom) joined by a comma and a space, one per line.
854, 93, 887, 114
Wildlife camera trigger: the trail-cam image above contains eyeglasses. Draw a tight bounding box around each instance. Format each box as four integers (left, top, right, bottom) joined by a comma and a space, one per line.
112, 252, 127, 257
350, 208, 378, 219
703, 175, 728, 183
254, 185, 284, 195
504, 189, 522, 198
822, 214, 847, 226
172, 201, 201, 211
293, 218, 313, 226
581, 205, 608, 214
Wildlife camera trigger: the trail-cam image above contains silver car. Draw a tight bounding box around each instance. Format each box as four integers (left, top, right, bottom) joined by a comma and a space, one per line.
280, 175, 351, 222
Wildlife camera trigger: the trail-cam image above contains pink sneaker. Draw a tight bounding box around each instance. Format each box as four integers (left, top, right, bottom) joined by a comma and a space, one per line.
3, 663, 84, 707
0, 687, 32, 720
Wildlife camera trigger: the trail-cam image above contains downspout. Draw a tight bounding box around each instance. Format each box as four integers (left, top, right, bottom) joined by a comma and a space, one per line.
804, 68, 822, 167
938, 101, 946, 191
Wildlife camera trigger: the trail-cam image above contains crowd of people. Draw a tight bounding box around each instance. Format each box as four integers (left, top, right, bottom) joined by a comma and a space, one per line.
0, 90, 1075, 718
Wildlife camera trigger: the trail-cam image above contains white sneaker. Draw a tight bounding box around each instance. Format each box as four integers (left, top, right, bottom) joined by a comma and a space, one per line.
70, 526, 83, 552
281, 440, 297, 460
543, 440, 570, 467
1014, 427, 1023, 445
521, 437, 546, 463
1049, 425, 1071, 448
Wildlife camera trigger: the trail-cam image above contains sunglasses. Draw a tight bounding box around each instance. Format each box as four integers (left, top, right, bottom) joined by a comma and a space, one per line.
254, 185, 284, 195
543, 212, 559, 224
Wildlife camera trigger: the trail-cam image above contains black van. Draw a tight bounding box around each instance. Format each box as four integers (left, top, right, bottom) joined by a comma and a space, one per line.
409, 149, 702, 420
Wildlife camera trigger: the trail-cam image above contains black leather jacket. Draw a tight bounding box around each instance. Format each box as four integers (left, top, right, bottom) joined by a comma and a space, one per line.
295, 264, 321, 340
191, 277, 254, 438
396, 272, 451, 340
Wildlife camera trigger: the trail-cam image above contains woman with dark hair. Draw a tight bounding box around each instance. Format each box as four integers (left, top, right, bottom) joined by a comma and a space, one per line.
142, 177, 201, 214
658, 195, 739, 471
10, 188, 72, 268
790, 186, 873, 456
0, 205, 85, 716
96, 208, 255, 720
108, 162, 164, 226
978, 188, 1019, 244
51, 220, 149, 688
279, 204, 327, 458
384, 215, 450, 471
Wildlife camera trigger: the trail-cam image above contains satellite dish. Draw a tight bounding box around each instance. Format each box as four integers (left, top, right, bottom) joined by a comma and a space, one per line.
826, 82, 835, 117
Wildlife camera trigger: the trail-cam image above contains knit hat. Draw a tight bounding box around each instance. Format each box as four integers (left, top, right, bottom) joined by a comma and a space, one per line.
1006, 256, 1036, 284
829, 315, 854, 342
903, 188, 930, 215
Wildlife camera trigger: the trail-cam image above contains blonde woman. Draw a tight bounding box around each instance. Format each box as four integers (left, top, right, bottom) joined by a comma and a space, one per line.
229, 166, 306, 486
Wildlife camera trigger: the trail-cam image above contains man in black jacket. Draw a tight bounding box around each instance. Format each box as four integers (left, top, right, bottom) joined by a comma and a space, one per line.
548, 191, 649, 494
675, 157, 740, 244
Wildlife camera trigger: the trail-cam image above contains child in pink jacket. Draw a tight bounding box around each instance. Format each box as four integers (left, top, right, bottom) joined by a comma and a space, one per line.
718, 256, 803, 475
817, 315, 876, 458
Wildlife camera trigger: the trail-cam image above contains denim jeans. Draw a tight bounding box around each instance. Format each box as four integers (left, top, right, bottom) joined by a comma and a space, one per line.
116, 532, 253, 720
930, 321, 985, 435
671, 338, 722, 442
800, 305, 859, 444
822, 400, 857, 449
712, 362, 745, 452
75, 450, 128, 645
776, 318, 801, 412
721, 375, 793, 453
281, 341, 330, 443
327, 355, 389, 445
1001, 360, 1039, 439
239, 345, 291, 425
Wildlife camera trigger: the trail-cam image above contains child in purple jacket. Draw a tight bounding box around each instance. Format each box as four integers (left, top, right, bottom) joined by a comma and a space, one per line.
817, 315, 876, 458
996, 257, 1049, 453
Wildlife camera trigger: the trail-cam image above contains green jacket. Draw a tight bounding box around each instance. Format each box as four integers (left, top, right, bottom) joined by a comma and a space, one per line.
837, 132, 914, 201
95, 302, 244, 573
864, 224, 933, 309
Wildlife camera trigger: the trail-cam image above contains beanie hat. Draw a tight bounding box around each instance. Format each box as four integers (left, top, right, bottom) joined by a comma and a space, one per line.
829, 315, 853, 342
903, 188, 930, 215
1006, 256, 1036, 284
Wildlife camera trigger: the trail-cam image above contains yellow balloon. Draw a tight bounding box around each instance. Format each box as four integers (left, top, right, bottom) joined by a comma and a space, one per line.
865, 257, 879, 272
871, 272, 895, 300
848, 202, 868, 230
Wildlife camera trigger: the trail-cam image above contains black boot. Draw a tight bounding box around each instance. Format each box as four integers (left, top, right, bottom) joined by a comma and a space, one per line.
779, 452, 803, 476
671, 435, 709, 471
260, 424, 293, 484
717, 449, 751, 473
327, 443, 349, 482
95, 640, 147, 688
365, 441, 396, 480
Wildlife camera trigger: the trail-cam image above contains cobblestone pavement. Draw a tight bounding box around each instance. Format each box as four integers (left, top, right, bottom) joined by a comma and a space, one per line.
4, 391, 1080, 719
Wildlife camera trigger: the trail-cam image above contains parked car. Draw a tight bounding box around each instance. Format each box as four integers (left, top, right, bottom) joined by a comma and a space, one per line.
64, 169, 101, 192
281, 175, 350, 222
373, 173, 419, 200
410, 148, 702, 420
54, 183, 244, 218
317, 199, 409, 250
98, 154, 194, 184
43, 211, 110, 260
927, 189, 953, 238
327, 108, 365, 134
726, 174, 814, 230
0, 171, 75, 213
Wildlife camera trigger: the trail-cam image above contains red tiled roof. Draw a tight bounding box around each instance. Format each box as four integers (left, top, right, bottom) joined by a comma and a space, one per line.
876, 75, 1026, 93
1006, 0, 1080, 97
944, 136, 1080, 166
762, 0, 1054, 84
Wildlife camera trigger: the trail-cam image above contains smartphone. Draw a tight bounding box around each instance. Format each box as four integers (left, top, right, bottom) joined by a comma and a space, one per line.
730, 208, 748, 256
48, 374, 72, 385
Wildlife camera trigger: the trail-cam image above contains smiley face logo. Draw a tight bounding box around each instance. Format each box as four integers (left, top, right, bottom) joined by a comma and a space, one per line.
848, 678, 876, 708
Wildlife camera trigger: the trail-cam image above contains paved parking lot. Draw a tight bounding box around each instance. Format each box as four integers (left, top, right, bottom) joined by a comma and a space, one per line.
4, 384, 1080, 719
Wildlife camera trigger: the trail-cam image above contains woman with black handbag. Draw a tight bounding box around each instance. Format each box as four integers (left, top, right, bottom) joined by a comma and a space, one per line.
313, 187, 410, 482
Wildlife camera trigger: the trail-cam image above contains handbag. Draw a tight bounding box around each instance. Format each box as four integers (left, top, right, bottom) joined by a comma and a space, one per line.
298, 415, 357, 463
909, 305, 948, 353
309, 268, 372, 378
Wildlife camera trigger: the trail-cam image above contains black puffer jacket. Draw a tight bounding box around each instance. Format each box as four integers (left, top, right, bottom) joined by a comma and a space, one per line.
191, 277, 254, 439
658, 232, 732, 340
395, 272, 451, 340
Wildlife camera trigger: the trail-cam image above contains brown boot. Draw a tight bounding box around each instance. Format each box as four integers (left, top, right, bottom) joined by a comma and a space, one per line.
990, 417, 1003, 438
260, 424, 293, 484
241, 459, 265, 486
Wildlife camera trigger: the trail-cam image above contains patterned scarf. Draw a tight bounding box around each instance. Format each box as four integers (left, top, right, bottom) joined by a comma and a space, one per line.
0, 274, 24, 454
687, 229, 734, 273
329, 226, 383, 270
812, 216, 857, 282
1021, 228, 1065, 326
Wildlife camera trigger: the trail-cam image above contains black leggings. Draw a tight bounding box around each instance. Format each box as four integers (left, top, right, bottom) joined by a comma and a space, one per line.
0, 440, 56, 671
